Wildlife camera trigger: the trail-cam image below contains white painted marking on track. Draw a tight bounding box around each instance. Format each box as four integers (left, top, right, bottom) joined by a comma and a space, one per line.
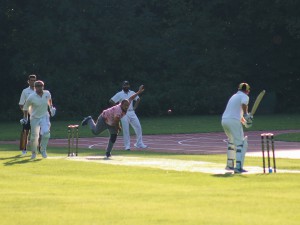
178, 137, 225, 146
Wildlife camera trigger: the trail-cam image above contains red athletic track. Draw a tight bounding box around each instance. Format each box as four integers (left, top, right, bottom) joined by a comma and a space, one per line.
1, 130, 299, 155
47, 129, 300, 154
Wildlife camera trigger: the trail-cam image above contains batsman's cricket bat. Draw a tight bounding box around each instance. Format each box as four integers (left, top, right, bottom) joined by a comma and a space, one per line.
250, 90, 266, 116
19, 129, 28, 150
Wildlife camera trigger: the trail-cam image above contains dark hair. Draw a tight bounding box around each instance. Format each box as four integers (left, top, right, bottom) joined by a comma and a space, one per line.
121, 99, 129, 105
28, 74, 37, 80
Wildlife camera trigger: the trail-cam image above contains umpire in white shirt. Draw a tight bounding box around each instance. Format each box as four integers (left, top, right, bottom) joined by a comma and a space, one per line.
109, 81, 148, 151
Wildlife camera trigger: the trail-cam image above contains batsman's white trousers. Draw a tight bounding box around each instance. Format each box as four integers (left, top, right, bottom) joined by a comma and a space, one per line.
221, 118, 244, 146
222, 118, 248, 168
121, 111, 145, 149
30, 115, 51, 153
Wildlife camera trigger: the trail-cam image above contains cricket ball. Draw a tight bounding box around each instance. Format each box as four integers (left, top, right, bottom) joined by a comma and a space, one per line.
167, 109, 172, 114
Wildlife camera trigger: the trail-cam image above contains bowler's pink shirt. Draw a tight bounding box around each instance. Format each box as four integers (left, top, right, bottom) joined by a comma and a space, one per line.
101, 104, 126, 126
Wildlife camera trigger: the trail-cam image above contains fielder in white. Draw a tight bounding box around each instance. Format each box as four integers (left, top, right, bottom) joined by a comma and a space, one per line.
109, 81, 147, 150
221, 82, 253, 173
21, 80, 56, 159
19, 74, 36, 154
19, 74, 36, 110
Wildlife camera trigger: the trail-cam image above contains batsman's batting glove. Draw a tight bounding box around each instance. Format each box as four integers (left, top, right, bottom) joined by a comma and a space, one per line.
243, 113, 253, 128
50, 106, 56, 117
20, 118, 28, 125
243, 113, 253, 121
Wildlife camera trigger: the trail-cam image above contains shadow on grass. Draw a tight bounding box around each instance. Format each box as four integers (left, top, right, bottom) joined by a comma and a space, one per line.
1, 154, 42, 166
212, 173, 234, 178
212, 173, 249, 178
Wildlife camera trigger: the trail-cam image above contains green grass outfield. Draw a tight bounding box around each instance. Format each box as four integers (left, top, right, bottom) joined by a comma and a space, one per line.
0, 114, 300, 225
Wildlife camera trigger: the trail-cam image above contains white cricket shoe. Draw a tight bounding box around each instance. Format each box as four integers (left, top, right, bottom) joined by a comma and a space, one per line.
31, 152, 36, 159
21, 150, 27, 155
225, 166, 234, 170
41, 150, 48, 158
134, 143, 148, 148
234, 168, 248, 174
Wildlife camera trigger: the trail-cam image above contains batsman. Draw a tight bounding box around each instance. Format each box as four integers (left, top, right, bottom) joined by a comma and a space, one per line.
221, 83, 254, 173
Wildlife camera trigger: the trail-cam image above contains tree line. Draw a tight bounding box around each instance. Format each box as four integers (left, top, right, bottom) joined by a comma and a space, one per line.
1, 0, 299, 121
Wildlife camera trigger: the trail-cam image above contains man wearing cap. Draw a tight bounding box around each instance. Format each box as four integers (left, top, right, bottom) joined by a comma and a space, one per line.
221, 82, 253, 173
109, 81, 148, 151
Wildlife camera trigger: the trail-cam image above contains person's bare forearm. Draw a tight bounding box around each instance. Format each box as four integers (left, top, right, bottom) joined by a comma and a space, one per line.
129, 85, 144, 102
242, 104, 248, 114
48, 99, 53, 107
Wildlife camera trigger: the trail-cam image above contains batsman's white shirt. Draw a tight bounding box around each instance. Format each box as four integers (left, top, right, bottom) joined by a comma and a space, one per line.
222, 91, 249, 121
23, 90, 51, 119
19, 87, 35, 113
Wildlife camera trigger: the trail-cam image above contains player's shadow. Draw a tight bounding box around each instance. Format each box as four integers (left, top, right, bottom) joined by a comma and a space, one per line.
212, 173, 248, 178
1, 154, 41, 166
212, 173, 234, 178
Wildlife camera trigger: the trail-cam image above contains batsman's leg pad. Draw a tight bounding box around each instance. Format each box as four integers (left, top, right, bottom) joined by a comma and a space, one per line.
235, 137, 248, 169
241, 136, 248, 168
226, 142, 235, 168
30, 132, 39, 153
236, 144, 243, 170
40, 131, 50, 151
